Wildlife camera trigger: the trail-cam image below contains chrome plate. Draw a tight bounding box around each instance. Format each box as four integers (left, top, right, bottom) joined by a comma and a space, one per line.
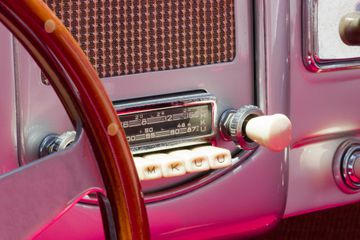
304, 0, 360, 71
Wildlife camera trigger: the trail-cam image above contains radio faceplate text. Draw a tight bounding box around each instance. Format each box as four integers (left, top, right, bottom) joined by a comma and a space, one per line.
119, 104, 212, 146
114, 92, 216, 154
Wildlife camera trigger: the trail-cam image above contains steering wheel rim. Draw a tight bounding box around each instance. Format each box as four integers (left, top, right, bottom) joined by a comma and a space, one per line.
0, 0, 150, 239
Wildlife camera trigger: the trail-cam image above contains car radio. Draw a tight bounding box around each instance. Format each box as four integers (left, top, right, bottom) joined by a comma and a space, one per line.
114, 91, 216, 154
39, 91, 291, 186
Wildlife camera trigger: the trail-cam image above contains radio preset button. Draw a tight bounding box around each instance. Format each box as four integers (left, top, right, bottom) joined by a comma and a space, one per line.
169, 149, 210, 173
147, 153, 186, 178
192, 146, 232, 169
133, 157, 146, 180
137, 155, 163, 180
134, 146, 233, 181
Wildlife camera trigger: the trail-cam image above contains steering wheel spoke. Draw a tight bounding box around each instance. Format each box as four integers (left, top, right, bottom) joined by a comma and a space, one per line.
0, 132, 104, 239
0, 0, 150, 238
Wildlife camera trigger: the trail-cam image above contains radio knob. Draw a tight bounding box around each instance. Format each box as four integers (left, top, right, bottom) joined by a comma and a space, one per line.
39, 131, 76, 157
339, 12, 360, 46
219, 105, 292, 151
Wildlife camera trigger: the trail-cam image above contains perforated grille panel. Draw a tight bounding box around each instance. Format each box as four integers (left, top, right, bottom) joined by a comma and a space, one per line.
44, 0, 236, 78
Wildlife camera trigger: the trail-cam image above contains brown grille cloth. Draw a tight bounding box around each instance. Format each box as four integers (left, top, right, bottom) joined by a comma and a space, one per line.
43, 0, 236, 78
254, 203, 360, 240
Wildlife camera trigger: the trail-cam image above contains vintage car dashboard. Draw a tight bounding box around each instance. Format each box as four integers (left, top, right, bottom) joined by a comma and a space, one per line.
1, 0, 360, 239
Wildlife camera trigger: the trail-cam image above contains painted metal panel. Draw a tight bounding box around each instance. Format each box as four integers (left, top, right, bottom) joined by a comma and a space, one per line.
0, 23, 18, 173
286, 136, 360, 217
286, 0, 360, 217
1, 0, 292, 238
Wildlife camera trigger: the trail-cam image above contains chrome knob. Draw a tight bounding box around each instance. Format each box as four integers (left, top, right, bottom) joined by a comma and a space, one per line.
219, 105, 292, 151
39, 131, 76, 157
339, 12, 360, 46
333, 140, 360, 193
353, 155, 360, 180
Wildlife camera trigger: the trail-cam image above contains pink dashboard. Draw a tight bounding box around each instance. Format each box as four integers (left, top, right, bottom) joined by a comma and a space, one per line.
0, 0, 360, 239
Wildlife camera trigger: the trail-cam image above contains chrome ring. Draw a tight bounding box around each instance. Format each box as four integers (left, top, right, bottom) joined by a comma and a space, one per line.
333, 139, 360, 193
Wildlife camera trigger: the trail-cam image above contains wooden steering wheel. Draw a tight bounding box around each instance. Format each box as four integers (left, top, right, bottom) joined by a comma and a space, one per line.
0, 0, 150, 239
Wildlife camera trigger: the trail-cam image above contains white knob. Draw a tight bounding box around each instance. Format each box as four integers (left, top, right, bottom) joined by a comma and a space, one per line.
219, 105, 292, 151
245, 114, 292, 151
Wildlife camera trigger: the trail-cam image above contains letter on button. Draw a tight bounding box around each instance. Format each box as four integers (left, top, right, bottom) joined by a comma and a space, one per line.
169, 149, 210, 173
161, 155, 186, 177
134, 146, 232, 181
192, 146, 232, 169
138, 155, 163, 180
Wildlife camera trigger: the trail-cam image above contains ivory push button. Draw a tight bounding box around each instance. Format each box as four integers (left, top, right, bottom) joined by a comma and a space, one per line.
160, 155, 186, 178
169, 149, 210, 173
140, 154, 163, 180
192, 146, 232, 169
133, 157, 145, 180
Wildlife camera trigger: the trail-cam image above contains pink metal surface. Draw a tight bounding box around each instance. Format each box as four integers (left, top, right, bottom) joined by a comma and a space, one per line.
0, 133, 104, 239
35, 0, 290, 239
0, 0, 149, 238
36, 148, 287, 239
0, 0, 293, 239
11, 0, 360, 238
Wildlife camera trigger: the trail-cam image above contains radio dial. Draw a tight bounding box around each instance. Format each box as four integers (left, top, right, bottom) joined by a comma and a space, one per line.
220, 105, 292, 151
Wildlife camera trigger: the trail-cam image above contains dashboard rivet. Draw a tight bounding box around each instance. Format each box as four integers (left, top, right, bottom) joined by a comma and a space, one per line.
107, 122, 119, 136
44, 19, 56, 33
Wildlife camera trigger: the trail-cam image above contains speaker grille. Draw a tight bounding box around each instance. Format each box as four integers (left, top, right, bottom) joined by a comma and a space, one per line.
44, 0, 236, 78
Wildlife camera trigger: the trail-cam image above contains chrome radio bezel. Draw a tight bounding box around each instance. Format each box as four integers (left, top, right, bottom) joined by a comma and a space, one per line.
114, 92, 217, 154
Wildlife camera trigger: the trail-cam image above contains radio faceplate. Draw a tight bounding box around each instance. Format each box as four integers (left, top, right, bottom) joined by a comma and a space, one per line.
114, 92, 216, 154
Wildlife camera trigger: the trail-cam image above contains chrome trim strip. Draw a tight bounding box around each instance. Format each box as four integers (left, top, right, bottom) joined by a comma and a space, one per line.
255, 0, 268, 113
292, 130, 360, 149
13, 37, 22, 166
